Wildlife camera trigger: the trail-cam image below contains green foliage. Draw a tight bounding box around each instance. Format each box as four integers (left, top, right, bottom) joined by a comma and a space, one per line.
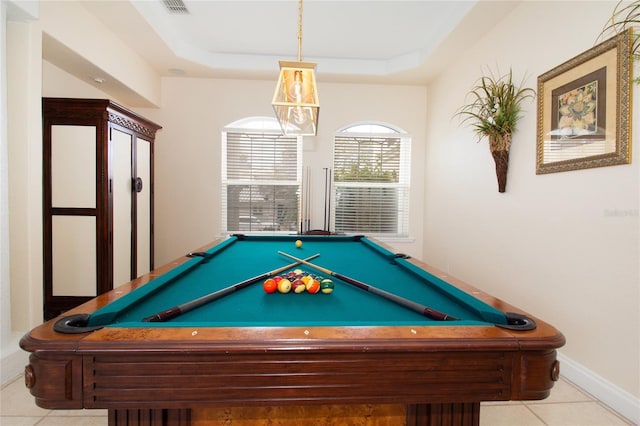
600, 1, 639, 84
335, 162, 397, 182
455, 69, 535, 146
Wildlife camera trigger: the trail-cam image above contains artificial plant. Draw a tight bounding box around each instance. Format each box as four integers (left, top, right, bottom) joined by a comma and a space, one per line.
456, 69, 535, 193
600, 0, 639, 84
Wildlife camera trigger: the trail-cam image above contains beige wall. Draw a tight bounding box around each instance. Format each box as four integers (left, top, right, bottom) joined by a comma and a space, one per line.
424, 0, 639, 402
38, 0, 160, 106
137, 79, 426, 266
6, 19, 43, 334
43, 60, 115, 100
3, 0, 638, 421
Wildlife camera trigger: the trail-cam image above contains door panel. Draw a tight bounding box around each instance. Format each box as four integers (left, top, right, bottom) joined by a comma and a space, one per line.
52, 216, 97, 297
51, 125, 96, 208
112, 128, 133, 287
136, 139, 152, 276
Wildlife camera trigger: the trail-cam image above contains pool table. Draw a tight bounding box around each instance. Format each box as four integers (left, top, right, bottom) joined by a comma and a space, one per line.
20, 235, 565, 426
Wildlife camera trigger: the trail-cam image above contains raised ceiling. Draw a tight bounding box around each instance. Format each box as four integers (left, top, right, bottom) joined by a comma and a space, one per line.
77, 1, 497, 83
131, 0, 475, 79
42, 1, 520, 105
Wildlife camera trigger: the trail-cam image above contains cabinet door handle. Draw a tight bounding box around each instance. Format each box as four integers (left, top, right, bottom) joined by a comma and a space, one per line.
132, 177, 143, 193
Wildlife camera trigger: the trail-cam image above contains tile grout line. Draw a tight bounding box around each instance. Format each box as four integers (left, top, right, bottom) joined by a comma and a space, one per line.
523, 402, 550, 426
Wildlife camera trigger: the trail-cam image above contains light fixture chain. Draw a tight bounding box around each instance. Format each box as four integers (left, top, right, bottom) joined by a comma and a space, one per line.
297, 0, 303, 61
272, 0, 319, 136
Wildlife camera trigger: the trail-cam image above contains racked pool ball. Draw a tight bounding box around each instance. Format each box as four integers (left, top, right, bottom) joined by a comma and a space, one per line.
263, 278, 277, 294
292, 279, 306, 293
295, 239, 303, 248
277, 278, 292, 293
306, 279, 320, 294
320, 279, 334, 294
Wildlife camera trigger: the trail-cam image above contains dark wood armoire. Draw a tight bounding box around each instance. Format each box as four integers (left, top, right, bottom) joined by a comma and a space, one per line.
42, 98, 162, 320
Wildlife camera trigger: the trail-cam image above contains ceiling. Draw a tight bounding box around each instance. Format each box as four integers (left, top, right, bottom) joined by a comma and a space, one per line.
41, 1, 520, 105
79, 0, 486, 82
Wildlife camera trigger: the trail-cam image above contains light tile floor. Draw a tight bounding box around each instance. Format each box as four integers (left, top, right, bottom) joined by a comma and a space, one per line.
1, 374, 635, 425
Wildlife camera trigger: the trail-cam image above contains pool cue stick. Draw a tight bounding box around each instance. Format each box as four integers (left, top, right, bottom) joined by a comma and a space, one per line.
308, 167, 311, 232
307, 167, 312, 232
327, 168, 332, 232
302, 167, 306, 233
278, 251, 458, 321
323, 168, 328, 231
142, 253, 320, 322
299, 170, 303, 233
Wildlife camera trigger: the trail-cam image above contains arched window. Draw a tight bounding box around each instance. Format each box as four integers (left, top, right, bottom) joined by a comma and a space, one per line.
221, 117, 302, 233
333, 122, 410, 237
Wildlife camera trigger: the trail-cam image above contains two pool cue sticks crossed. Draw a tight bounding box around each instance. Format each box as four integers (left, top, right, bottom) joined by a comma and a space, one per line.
141, 249, 457, 323
142, 253, 320, 322
278, 251, 457, 321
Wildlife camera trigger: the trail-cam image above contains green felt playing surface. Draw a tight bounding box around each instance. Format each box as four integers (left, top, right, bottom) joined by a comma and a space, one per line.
88, 235, 507, 328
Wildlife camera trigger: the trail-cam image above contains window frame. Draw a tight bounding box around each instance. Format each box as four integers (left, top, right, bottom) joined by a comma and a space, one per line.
221, 117, 303, 234
332, 122, 411, 237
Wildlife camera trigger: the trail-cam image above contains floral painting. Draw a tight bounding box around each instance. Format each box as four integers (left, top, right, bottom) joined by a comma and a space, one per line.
550, 66, 606, 143
536, 30, 631, 174
556, 81, 598, 139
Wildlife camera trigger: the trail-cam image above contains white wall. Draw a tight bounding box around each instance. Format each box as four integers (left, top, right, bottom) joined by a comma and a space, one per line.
424, 0, 639, 420
137, 79, 427, 266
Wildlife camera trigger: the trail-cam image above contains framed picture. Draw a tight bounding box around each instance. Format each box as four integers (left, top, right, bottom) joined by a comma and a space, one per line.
536, 29, 633, 174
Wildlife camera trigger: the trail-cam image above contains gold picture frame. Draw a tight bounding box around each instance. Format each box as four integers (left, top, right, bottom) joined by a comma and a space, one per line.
536, 29, 633, 174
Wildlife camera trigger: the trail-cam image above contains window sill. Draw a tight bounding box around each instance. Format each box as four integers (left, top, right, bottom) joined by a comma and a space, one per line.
365, 235, 416, 244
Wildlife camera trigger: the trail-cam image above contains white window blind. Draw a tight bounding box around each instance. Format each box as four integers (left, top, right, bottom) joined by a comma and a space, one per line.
333, 126, 410, 236
222, 127, 301, 233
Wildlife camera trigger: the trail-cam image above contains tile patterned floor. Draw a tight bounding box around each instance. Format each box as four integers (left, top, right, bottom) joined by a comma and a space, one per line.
1, 375, 635, 425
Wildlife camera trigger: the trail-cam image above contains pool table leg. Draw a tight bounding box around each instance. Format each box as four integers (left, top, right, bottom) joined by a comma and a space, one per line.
108, 408, 190, 426
108, 403, 480, 426
407, 402, 480, 425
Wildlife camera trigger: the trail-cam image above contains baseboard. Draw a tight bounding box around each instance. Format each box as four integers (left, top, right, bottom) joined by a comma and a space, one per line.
558, 352, 639, 424
1, 335, 28, 386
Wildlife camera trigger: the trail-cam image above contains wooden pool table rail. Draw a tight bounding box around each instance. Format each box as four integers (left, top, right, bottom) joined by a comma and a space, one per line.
20, 237, 565, 426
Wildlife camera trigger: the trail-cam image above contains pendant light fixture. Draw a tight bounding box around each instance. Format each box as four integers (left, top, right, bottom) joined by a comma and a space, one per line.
272, 0, 319, 136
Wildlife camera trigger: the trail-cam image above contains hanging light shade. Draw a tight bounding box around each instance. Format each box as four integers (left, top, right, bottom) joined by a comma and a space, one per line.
272, 0, 319, 136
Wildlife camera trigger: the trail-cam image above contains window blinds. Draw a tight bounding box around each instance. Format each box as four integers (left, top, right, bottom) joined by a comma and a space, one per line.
333, 135, 410, 236
222, 131, 300, 233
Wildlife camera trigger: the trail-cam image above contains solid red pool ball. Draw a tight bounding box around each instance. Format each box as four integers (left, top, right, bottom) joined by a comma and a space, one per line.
263, 278, 277, 293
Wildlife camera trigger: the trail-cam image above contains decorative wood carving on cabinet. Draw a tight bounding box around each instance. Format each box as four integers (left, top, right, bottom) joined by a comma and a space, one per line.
42, 98, 162, 320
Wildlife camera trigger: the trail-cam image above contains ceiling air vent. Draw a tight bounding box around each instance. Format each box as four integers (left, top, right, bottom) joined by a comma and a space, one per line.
163, 0, 189, 14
